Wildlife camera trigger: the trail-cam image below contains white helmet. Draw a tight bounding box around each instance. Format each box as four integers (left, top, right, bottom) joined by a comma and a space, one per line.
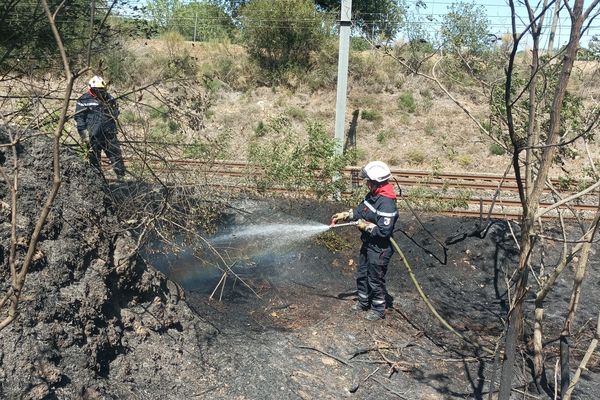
360, 161, 391, 182
88, 75, 106, 88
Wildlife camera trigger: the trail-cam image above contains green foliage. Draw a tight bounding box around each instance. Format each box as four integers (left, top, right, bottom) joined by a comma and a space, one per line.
586, 35, 600, 60
406, 149, 425, 165
361, 110, 383, 122
182, 131, 232, 160
376, 130, 394, 144
285, 106, 307, 121
102, 47, 140, 86
0, 1, 111, 71
398, 92, 416, 113
145, 0, 182, 30
149, 105, 170, 120
172, 2, 236, 41
424, 120, 436, 136
489, 143, 506, 156
439, 1, 491, 55
315, 230, 352, 253
248, 117, 350, 198
316, 0, 406, 40
404, 187, 471, 213
164, 31, 197, 69
351, 37, 372, 52
240, 0, 329, 76
488, 55, 589, 169
254, 120, 267, 136
456, 154, 472, 167
396, 5, 436, 71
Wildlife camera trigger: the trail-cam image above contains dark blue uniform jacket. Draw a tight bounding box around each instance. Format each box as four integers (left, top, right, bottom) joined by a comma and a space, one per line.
352, 184, 398, 249
74, 90, 119, 138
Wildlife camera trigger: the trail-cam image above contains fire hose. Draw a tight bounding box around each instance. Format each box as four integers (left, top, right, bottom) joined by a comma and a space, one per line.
389, 236, 494, 356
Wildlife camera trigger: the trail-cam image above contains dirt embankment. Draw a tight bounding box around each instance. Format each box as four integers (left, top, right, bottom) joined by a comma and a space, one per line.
0, 129, 217, 399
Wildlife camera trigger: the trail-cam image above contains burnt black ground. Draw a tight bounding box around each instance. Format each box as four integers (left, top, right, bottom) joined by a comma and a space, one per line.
159, 198, 600, 400
1, 130, 599, 399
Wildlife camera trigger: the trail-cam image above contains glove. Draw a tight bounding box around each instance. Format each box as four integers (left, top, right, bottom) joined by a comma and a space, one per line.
357, 219, 376, 233
331, 210, 352, 224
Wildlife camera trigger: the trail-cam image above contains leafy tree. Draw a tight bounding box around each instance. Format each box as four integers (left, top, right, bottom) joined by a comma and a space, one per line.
0, 0, 109, 69
588, 35, 600, 60
239, 0, 329, 75
145, 0, 182, 30
439, 1, 490, 55
316, 0, 406, 40
171, 2, 235, 42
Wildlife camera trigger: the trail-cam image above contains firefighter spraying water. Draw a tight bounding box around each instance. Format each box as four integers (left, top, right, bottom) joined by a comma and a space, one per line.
331, 161, 398, 321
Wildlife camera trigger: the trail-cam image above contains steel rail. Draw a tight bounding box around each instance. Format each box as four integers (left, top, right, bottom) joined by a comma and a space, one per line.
104, 158, 598, 220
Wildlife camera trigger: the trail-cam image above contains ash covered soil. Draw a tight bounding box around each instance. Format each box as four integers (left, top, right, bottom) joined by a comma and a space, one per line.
175, 199, 600, 400
1, 131, 599, 399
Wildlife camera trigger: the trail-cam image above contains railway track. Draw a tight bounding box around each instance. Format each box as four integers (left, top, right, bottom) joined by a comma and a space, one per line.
114, 158, 598, 220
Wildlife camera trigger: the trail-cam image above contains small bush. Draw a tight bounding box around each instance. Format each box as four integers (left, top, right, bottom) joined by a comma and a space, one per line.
376, 129, 394, 144
248, 118, 350, 198
255, 121, 267, 137
182, 131, 232, 160
489, 142, 506, 155
406, 149, 425, 165
149, 105, 169, 121
398, 92, 416, 113
424, 120, 436, 136
457, 154, 472, 167
351, 37, 372, 51
361, 109, 383, 122
285, 106, 307, 121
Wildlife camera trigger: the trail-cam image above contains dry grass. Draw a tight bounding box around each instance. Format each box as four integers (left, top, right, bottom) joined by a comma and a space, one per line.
2, 39, 598, 180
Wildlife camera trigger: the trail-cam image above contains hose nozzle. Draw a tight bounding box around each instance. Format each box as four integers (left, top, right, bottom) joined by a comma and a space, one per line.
329, 221, 359, 228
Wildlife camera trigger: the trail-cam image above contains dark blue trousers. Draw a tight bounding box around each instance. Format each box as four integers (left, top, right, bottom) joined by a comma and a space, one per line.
356, 243, 393, 317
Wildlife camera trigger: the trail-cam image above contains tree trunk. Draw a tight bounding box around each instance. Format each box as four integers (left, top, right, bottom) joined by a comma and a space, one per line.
498, 236, 532, 400
560, 335, 571, 395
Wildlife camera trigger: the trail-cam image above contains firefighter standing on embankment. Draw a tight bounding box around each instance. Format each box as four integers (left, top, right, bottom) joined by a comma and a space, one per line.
331, 161, 398, 321
74, 75, 126, 179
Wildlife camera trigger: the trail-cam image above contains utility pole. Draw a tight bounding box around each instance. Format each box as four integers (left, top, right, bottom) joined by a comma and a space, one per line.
334, 0, 352, 156
193, 12, 198, 42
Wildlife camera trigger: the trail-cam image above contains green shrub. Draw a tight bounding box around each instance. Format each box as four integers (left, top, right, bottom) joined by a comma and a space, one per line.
248, 118, 350, 199
351, 37, 371, 51
361, 109, 383, 122
285, 106, 307, 121
424, 120, 436, 136
489, 142, 506, 155
171, 2, 235, 42
255, 121, 267, 137
403, 187, 471, 213
456, 154, 472, 167
376, 129, 393, 144
398, 92, 416, 113
149, 105, 169, 121
240, 0, 330, 75
102, 47, 139, 86
406, 149, 425, 165
182, 131, 232, 160
147, 123, 172, 142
